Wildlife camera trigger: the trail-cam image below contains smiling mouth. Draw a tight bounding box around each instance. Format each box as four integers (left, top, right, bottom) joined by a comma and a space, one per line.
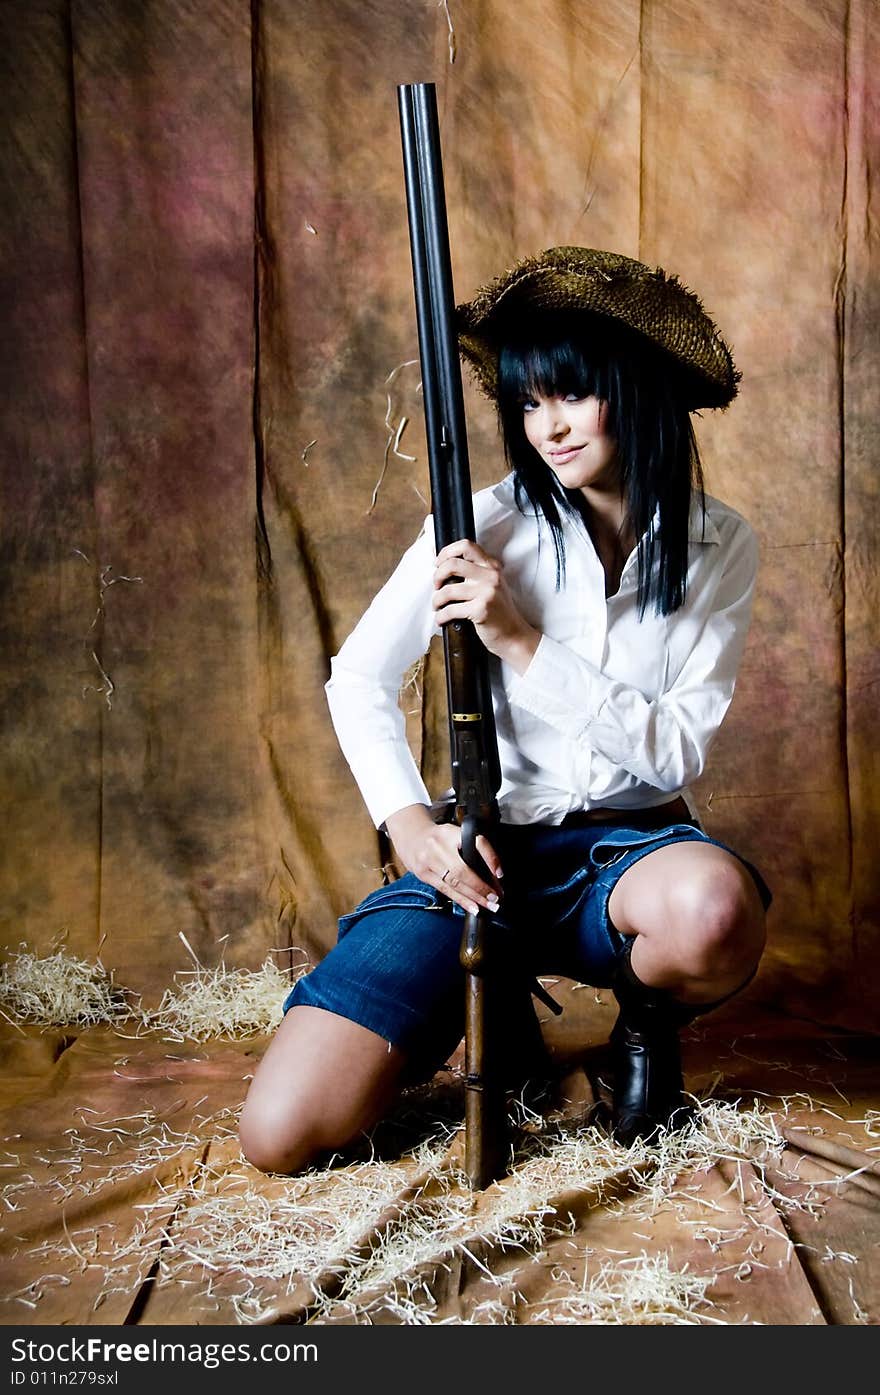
549, 446, 584, 462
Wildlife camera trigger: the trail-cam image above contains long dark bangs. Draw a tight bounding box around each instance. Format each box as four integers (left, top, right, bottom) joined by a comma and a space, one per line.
495, 314, 704, 618
498, 335, 609, 408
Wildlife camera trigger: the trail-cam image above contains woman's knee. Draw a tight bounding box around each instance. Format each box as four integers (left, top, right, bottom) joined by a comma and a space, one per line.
238, 1099, 321, 1176
236, 1004, 409, 1175
669, 857, 766, 978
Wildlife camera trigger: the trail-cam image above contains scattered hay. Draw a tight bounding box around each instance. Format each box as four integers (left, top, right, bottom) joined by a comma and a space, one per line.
400, 655, 425, 717
454, 1294, 518, 1325
1, 1273, 73, 1313
855, 1108, 880, 1140
0, 996, 867, 1327
438, 1, 456, 64
157, 1144, 451, 1324
367, 360, 419, 515
530, 1251, 717, 1325
139, 957, 302, 1042
11, 1126, 450, 1322
0, 1106, 240, 1211
0, 945, 132, 1029
16, 1207, 169, 1317
5, 1087, 859, 1325
0, 943, 308, 1042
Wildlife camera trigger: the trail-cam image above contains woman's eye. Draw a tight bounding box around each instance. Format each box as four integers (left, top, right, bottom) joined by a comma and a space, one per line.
521, 399, 538, 413
564, 392, 584, 402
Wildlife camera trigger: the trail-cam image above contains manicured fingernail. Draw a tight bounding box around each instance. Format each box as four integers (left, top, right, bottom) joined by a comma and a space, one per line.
468, 902, 480, 915
487, 894, 500, 909
496, 868, 504, 879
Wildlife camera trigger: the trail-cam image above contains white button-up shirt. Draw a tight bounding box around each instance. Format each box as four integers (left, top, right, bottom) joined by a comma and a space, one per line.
326, 474, 759, 830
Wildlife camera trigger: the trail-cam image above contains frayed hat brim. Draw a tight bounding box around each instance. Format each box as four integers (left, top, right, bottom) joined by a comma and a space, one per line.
456, 246, 740, 410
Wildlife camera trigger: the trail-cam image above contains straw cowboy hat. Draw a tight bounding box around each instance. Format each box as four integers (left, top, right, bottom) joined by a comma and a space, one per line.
456, 246, 740, 411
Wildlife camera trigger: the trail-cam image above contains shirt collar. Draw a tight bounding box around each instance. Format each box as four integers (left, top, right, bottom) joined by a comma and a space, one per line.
640, 499, 721, 546
687, 498, 721, 545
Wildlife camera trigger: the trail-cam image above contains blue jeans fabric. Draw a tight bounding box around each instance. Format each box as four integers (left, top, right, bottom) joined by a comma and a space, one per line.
283, 818, 772, 1079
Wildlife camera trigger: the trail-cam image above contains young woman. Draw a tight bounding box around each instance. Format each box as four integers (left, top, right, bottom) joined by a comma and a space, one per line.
239, 246, 772, 1173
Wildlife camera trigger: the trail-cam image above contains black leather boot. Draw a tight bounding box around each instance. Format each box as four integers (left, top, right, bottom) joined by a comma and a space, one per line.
606, 939, 752, 1147
607, 943, 695, 1145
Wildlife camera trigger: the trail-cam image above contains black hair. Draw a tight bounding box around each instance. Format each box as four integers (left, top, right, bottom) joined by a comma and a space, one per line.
495, 310, 706, 618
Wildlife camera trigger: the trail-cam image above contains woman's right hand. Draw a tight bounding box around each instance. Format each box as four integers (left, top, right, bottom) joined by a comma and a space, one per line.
384, 804, 503, 917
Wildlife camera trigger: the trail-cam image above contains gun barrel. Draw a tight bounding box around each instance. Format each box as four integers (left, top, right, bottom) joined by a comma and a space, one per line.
398, 81, 502, 805
397, 84, 475, 551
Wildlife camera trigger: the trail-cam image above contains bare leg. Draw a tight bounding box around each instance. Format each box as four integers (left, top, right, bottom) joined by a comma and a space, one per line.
238, 1005, 408, 1175
607, 841, 767, 1003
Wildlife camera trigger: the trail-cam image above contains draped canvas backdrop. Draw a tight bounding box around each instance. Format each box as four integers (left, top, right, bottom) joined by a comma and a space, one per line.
1, 0, 878, 1031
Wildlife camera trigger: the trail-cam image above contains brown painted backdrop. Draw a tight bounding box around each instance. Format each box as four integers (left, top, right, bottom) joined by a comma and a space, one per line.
1, 0, 877, 1028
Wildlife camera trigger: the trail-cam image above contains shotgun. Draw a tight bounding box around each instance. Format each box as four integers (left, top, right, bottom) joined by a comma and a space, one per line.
397, 81, 508, 1188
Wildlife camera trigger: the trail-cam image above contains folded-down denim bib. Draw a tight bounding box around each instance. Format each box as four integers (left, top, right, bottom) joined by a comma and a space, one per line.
588, 822, 710, 869
337, 877, 447, 940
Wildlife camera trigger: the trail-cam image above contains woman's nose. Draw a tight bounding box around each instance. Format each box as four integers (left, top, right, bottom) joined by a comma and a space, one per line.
544, 405, 569, 439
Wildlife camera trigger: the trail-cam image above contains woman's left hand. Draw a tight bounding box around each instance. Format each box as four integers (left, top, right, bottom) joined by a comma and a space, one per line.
432, 539, 541, 674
